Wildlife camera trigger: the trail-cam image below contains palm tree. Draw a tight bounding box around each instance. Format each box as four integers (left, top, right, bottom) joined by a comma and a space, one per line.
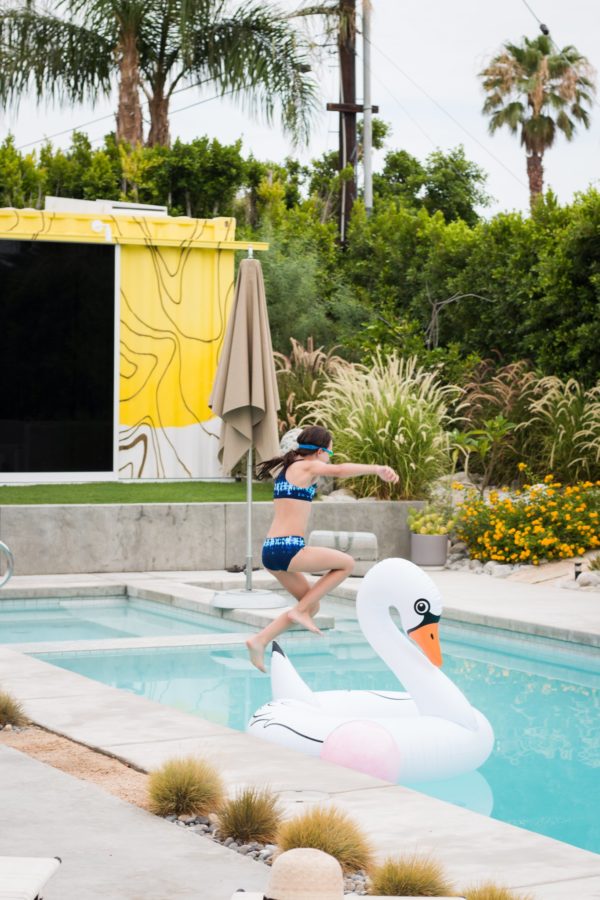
479, 35, 595, 206
0, 0, 317, 147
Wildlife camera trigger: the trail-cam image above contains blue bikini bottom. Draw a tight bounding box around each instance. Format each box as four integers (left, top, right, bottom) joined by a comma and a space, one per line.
262, 536, 305, 571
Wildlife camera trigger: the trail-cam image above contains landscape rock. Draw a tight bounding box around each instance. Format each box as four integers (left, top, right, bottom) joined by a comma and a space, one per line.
483, 561, 514, 577
321, 489, 357, 502
450, 541, 468, 555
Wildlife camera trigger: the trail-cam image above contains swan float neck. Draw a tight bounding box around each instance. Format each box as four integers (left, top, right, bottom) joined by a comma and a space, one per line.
356, 558, 477, 730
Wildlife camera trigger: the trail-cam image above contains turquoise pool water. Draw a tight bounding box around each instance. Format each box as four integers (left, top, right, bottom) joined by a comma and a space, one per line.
36, 619, 600, 853
0, 597, 252, 642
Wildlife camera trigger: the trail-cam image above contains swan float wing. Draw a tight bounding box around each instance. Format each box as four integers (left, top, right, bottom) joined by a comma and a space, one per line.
271, 641, 319, 706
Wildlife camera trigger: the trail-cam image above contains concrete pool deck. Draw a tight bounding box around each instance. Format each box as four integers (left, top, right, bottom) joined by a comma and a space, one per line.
0, 567, 599, 898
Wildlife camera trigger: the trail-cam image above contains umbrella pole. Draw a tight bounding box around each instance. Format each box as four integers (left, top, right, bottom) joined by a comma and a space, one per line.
246, 446, 253, 591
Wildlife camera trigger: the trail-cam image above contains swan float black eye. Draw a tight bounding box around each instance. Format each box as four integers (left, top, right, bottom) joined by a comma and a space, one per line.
414, 598, 430, 615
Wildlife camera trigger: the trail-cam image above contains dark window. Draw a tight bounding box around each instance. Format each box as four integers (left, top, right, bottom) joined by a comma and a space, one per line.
0, 240, 114, 473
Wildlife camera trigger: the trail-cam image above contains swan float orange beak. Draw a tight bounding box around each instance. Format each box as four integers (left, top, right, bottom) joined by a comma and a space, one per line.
409, 621, 443, 667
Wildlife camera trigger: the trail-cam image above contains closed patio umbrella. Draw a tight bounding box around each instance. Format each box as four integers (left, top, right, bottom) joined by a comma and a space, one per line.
209, 255, 283, 606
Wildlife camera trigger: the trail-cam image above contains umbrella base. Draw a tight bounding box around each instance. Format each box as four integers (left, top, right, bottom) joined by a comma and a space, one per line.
212, 589, 289, 610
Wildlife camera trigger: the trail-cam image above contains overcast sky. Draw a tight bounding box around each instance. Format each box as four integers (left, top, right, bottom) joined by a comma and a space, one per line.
2, 0, 599, 216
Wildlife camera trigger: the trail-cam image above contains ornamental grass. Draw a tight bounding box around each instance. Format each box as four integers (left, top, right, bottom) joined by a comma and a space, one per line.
274, 337, 349, 434
528, 377, 600, 483
217, 786, 283, 844
367, 853, 455, 896
276, 805, 373, 873
458, 363, 600, 485
305, 352, 458, 499
461, 882, 534, 900
147, 756, 224, 817
0, 689, 27, 727
455, 477, 600, 565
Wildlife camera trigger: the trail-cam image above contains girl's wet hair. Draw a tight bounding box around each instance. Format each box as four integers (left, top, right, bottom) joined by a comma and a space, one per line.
256, 425, 333, 481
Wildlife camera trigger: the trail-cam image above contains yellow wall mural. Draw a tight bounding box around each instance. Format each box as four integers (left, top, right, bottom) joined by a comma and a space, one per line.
0, 206, 266, 479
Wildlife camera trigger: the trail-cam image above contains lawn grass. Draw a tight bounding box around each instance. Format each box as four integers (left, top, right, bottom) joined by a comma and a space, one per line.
0, 481, 274, 505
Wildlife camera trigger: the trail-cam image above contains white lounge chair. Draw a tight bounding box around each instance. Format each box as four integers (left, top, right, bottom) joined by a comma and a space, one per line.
0, 857, 61, 900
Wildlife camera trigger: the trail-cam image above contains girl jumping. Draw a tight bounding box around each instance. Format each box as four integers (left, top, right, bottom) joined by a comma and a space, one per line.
245, 425, 399, 671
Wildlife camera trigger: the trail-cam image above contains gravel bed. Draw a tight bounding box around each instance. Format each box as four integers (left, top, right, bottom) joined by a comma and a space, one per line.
165, 813, 369, 894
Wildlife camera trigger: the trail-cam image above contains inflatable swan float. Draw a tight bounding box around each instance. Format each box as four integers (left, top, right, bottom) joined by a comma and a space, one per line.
247, 558, 494, 783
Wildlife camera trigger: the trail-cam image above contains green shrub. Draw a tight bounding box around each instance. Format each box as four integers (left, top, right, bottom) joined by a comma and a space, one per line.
148, 756, 224, 817
462, 882, 534, 900
306, 352, 458, 499
217, 786, 283, 844
0, 690, 27, 727
368, 854, 455, 896
455, 478, 600, 564
276, 805, 373, 873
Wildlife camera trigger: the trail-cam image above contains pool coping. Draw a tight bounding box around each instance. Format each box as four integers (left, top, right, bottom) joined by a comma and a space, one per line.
1, 568, 599, 899
0, 575, 334, 654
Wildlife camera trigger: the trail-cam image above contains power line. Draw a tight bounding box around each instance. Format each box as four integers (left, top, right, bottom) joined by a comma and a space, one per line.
357, 47, 439, 149
519, 0, 545, 27
86, 87, 241, 146
356, 47, 506, 207
15, 77, 217, 150
366, 37, 528, 189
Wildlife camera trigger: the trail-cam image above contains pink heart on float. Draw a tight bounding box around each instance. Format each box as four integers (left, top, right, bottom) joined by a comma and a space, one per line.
320, 720, 402, 782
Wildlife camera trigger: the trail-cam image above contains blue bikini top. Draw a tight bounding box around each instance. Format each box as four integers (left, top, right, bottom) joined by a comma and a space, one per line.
273, 465, 317, 502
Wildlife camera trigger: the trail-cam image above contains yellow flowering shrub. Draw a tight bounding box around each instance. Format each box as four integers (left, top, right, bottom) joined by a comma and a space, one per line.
455, 478, 600, 565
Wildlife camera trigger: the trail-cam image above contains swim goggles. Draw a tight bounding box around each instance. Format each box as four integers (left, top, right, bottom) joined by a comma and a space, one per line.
298, 443, 333, 456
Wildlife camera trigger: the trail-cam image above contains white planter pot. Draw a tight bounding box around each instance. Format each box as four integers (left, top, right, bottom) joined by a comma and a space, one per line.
410, 532, 449, 567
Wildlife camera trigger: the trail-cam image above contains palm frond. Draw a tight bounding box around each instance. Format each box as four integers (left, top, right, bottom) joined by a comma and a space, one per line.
0, 6, 113, 108
182, 0, 318, 144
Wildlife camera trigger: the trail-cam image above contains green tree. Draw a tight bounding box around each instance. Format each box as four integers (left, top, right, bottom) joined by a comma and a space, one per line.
480, 34, 595, 206
0, 136, 42, 207
0, 0, 317, 146
374, 146, 490, 225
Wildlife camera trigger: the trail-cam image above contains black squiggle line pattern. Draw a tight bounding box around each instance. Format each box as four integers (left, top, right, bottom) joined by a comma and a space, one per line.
119, 333, 159, 400
117, 218, 236, 477
119, 417, 165, 476
119, 291, 191, 477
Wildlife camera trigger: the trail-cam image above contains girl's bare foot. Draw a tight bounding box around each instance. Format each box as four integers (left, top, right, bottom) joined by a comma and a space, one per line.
287, 609, 322, 634
246, 636, 267, 672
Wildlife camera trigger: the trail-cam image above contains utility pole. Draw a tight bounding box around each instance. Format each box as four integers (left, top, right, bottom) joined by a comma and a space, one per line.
362, 0, 373, 216
326, 0, 378, 242
325, 0, 356, 244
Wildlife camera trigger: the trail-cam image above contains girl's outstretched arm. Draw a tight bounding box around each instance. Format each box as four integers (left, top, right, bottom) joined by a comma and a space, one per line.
306, 460, 399, 482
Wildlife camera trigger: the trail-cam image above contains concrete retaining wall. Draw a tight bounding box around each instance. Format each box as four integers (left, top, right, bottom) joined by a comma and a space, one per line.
0, 500, 422, 575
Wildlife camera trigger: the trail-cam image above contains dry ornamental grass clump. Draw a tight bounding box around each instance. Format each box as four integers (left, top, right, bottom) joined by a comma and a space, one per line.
276, 805, 372, 874
0, 689, 27, 727
217, 786, 283, 844
462, 882, 534, 900
306, 352, 457, 500
148, 756, 224, 817
367, 854, 455, 896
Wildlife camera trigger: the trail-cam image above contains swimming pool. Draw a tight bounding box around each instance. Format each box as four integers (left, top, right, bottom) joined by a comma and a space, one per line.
0, 596, 253, 643
36, 620, 600, 853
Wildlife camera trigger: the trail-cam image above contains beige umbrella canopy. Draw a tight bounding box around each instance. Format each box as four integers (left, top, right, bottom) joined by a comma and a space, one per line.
209, 257, 281, 598
210, 258, 280, 474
